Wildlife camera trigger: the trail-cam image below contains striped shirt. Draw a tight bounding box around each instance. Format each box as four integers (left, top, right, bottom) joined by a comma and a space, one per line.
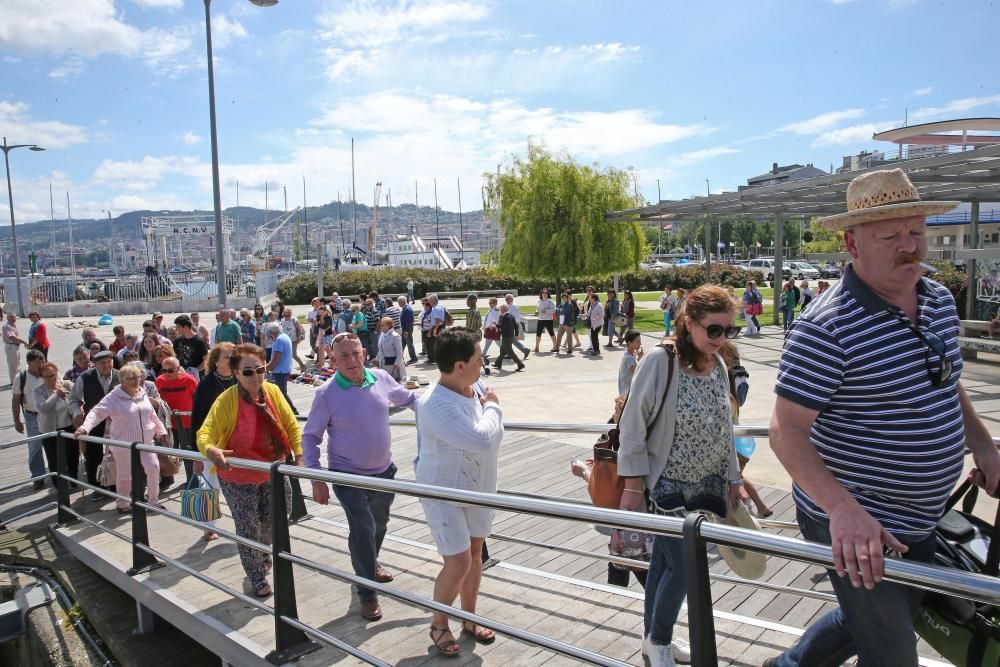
775, 264, 966, 539
79, 385, 168, 445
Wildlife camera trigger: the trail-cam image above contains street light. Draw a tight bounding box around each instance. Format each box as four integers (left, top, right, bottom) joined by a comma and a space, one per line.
203, 0, 278, 308
2, 137, 46, 317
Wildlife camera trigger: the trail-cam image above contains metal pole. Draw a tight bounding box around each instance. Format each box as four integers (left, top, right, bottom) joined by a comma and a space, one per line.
3, 138, 26, 316
203, 0, 228, 308
457, 177, 464, 263
966, 199, 981, 320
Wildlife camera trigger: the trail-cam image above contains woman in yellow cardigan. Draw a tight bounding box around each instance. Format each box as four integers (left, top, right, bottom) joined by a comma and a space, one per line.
197, 343, 302, 597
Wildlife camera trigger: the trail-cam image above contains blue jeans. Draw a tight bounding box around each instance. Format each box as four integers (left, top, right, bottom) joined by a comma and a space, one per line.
270, 373, 297, 414
644, 533, 687, 645
24, 412, 46, 479
771, 509, 937, 667
330, 463, 397, 601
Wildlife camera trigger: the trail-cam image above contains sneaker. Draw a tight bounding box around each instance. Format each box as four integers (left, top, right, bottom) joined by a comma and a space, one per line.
642, 635, 677, 667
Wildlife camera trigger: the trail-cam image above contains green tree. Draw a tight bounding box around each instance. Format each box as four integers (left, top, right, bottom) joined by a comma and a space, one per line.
482, 144, 646, 281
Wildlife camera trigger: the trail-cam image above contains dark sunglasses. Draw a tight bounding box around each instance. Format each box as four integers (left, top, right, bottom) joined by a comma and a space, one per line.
240, 366, 266, 377
888, 310, 954, 387
699, 322, 742, 339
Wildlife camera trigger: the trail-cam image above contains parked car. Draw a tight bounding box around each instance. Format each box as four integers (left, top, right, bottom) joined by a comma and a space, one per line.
746, 258, 791, 284
787, 261, 821, 280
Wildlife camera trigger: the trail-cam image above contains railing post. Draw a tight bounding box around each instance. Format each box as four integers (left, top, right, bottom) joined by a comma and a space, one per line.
127, 442, 160, 575
55, 432, 76, 526
683, 513, 718, 666
266, 461, 318, 664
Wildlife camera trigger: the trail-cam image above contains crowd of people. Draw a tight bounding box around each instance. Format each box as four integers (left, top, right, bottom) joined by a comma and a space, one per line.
5, 168, 1000, 667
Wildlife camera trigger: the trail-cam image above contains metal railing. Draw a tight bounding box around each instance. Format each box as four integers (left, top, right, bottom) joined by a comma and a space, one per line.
1, 425, 998, 666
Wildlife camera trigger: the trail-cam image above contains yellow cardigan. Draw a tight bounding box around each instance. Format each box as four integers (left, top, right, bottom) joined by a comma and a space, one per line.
196, 383, 302, 459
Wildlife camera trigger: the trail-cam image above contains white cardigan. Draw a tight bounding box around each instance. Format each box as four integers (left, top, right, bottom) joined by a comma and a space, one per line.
414, 381, 503, 496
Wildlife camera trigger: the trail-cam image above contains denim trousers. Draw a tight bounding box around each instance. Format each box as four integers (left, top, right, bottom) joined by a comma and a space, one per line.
24, 412, 46, 479
330, 463, 397, 601
270, 373, 297, 414
771, 509, 937, 667
644, 533, 687, 645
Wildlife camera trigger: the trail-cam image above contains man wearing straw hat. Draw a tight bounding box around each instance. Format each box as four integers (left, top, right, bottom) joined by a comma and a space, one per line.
767, 169, 1000, 666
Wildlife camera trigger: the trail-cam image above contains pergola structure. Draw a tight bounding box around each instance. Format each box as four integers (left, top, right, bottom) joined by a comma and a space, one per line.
608, 139, 1000, 324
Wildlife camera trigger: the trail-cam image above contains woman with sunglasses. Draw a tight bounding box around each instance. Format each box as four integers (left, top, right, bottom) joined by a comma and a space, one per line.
189, 342, 237, 542
617, 284, 748, 665
197, 344, 303, 597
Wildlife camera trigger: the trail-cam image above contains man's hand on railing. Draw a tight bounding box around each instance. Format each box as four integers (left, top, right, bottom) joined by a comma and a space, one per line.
828, 499, 908, 591
312, 480, 330, 505
205, 446, 234, 472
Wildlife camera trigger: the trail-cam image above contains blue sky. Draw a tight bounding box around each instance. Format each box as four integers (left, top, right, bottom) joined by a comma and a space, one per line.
2, 0, 999, 227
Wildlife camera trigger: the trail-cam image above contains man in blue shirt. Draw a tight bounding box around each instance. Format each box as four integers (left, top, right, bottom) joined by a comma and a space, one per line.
265, 322, 298, 415
398, 296, 417, 364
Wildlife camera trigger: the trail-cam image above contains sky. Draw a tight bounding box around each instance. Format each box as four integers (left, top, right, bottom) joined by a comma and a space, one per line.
1, 0, 999, 228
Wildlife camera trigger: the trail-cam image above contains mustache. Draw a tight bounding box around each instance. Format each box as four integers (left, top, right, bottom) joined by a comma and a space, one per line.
894, 253, 924, 267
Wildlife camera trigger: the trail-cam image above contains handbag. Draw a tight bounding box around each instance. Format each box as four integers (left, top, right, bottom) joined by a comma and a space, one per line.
587, 345, 677, 509
483, 325, 500, 341
97, 446, 117, 487
180, 474, 222, 522
915, 480, 1000, 666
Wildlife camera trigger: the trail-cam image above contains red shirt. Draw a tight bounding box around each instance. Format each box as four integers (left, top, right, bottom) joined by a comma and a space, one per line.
154, 372, 198, 428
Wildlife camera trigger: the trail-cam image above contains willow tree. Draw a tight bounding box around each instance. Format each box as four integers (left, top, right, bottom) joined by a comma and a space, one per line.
482, 144, 646, 283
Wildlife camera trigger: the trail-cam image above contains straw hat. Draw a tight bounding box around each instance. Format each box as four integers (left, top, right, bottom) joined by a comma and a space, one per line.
815, 168, 959, 232
713, 501, 767, 580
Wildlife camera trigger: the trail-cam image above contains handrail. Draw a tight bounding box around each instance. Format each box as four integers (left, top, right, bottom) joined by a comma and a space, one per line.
2, 427, 993, 666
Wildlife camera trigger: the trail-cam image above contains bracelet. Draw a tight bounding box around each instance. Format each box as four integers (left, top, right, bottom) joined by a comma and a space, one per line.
623, 488, 644, 495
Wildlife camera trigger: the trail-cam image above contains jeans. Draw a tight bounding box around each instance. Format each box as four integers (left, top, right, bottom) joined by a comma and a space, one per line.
330, 463, 397, 601
644, 533, 687, 645
24, 412, 46, 479
771, 510, 937, 667
270, 373, 298, 414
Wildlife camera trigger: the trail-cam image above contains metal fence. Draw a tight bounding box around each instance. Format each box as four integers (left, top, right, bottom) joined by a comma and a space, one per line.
1, 425, 998, 666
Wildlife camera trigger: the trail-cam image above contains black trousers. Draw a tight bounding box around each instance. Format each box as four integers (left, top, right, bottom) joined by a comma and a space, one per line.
42, 433, 79, 482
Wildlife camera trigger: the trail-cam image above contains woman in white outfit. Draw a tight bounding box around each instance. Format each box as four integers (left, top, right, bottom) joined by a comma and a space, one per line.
415, 328, 503, 657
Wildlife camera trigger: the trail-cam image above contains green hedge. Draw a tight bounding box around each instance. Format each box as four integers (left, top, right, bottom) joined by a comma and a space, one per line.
276, 265, 767, 304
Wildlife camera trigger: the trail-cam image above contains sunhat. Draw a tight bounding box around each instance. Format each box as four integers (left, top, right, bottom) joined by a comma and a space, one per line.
815, 168, 959, 232
713, 501, 767, 580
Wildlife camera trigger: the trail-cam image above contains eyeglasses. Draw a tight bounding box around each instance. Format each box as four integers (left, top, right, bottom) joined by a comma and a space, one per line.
698, 321, 742, 340
240, 366, 266, 377
887, 309, 954, 387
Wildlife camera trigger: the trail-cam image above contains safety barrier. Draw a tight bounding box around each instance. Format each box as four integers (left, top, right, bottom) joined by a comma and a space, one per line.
1, 425, 998, 666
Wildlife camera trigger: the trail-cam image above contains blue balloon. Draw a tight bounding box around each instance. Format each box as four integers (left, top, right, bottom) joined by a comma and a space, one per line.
735, 436, 757, 458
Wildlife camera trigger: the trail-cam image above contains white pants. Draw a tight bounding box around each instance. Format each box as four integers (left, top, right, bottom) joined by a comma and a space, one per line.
5, 343, 20, 387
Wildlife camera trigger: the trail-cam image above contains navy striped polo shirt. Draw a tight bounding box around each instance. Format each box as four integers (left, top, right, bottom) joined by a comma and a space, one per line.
775, 264, 966, 539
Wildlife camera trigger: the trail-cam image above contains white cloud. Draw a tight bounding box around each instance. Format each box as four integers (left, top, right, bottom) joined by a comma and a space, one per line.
181, 132, 203, 145
779, 108, 866, 135
910, 86, 933, 97
910, 94, 1000, 123
130, 0, 184, 7
0, 101, 88, 149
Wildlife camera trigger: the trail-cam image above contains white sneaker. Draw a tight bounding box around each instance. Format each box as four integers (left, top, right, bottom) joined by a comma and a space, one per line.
642, 635, 677, 667
671, 638, 692, 664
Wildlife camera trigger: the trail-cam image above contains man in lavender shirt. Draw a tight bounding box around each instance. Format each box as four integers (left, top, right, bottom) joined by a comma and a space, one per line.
301, 333, 416, 622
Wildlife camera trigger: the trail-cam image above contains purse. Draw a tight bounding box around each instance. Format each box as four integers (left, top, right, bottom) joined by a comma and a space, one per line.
180, 474, 222, 522
97, 446, 117, 487
587, 345, 677, 509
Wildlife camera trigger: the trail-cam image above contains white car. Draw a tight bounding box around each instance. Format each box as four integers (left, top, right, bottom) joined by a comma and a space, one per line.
787, 261, 820, 280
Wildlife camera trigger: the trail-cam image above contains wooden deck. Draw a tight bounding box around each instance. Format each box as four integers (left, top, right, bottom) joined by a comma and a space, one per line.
3, 426, 953, 666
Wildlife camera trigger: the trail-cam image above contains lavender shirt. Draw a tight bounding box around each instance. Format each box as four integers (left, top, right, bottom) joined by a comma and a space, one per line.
300, 369, 417, 474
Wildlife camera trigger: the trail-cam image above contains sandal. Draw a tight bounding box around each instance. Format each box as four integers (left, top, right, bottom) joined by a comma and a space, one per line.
461, 621, 496, 644
429, 626, 461, 657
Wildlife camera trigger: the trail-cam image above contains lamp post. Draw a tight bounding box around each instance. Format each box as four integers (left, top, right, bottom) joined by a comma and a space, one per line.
2, 137, 46, 317
203, 0, 278, 308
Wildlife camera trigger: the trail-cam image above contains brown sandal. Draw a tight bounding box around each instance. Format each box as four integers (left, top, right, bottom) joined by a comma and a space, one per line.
429, 626, 461, 657
461, 621, 496, 644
